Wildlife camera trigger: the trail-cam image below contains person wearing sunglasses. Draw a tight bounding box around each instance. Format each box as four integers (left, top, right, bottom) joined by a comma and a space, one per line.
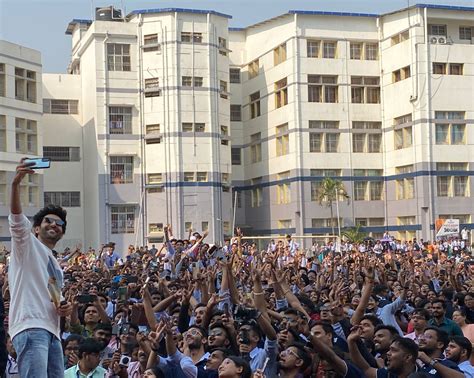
8, 158, 72, 378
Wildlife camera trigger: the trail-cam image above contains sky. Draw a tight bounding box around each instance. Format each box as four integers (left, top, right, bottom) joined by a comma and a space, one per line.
1, 0, 473, 73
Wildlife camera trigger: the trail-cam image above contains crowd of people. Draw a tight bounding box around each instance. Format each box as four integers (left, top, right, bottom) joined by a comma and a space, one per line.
1, 160, 474, 378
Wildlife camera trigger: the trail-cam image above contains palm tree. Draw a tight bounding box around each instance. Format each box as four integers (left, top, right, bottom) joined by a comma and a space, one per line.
341, 225, 367, 244
316, 177, 350, 237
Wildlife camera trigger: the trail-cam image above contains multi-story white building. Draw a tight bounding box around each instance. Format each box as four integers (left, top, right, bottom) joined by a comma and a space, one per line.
2, 4, 474, 251
0, 41, 43, 245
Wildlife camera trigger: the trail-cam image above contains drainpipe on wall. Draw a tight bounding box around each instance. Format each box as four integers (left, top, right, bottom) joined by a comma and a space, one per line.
103, 32, 110, 243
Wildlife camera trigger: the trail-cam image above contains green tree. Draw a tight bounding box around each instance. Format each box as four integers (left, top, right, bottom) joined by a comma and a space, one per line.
316, 177, 350, 237
341, 225, 367, 244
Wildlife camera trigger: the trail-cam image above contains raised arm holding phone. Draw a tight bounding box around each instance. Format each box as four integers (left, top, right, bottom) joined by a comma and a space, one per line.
8, 158, 72, 378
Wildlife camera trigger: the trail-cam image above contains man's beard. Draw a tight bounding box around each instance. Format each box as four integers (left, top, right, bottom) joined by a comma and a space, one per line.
40, 228, 62, 244
448, 352, 461, 364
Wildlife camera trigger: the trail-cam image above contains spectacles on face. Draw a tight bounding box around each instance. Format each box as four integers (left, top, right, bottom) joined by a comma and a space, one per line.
209, 330, 224, 337
184, 329, 202, 337
44, 216, 65, 227
281, 348, 300, 359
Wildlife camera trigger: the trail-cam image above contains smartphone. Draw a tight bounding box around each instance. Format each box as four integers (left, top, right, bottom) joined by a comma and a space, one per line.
77, 294, 96, 303
111, 324, 120, 336
124, 275, 138, 284
143, 277, 151, 290
24, 157, 51, 169
120, 324, 130, 335
117, 286, 128, 302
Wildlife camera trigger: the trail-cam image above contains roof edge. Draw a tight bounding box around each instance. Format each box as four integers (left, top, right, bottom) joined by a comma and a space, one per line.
65, 19, 92, 35
127, 8, 232, 19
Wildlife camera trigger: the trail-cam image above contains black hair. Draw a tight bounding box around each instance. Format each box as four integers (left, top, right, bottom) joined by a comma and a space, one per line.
431, 299, 446, 309
391, 336, 418, 362
78, 338, 102, 358
449, 336, 472, 357
209, 347, 231, 359
94, 323, 112, 333
441, 288, 454, 301
373, 284, 389, 295
144, 366, 166, 378
361, 314, 383, 328
289, 342, 312, 372
63, 334, 84, 348
412, 308, 431, 321
374, 324, 400, 339
33, 204, 67, 233
311, 321, 334, 336
188, 324, 208, 339
424, 327, 449, 349
225, 356, 252, 378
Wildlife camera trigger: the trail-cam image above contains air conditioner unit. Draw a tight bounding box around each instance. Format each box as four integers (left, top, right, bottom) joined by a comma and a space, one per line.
429, 36, 438, 44
437, 36, 447, 44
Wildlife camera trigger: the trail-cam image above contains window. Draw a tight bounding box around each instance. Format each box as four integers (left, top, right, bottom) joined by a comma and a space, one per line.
249, 91, 261, 119
355, 218, 385, 227
276, 171, 291, 204
143, 34, 160, 52
309, 121, 339, 153
43, 99, 79, 114
391, 30, 409, 45
351, 76, 380, 104
393, 114, 413, 150
231, 148, 241, 165
350, 43, 362, 60
433, 63, 447, 75
182, 122, 205, 132
310, 169, 342, 201
429, 24, 447, 36
15, 118, 37, 154
433, 63, 463, 75
436, 163, 469, 197
449, 64, 463, 75
278, 219, 292, 230
365, 43, 378, 60
15, 67, 37, 102
439, 214, 470, 225
181, 32, 202, 43
395, 165, 415, 200
218, 37, 228, 56
353, 169, 383, 201
145, 124, 161, 144
184, 222, 193, 231
181, 76, 202, 88
397, 216, 416, 241
307, 40, 320, 58
43, 146, 80, 161
144, 78, 161, 97
0, 115, 6, 152
459, 26, 472, 40
0, 171, 6, 205
322, 41, 336, 58
182, 76, 192, 87
308, 75, 338, 103
276, 123, 289, 156
147, 173, 163, 184
248, 59, 259, 79
230, 105, 242, 121
274, 43, 287, 65
250, 133, 262, 163
435, 111, 465, 145
111, 205, 135, 234
197, 172, 208, 182
109, 106, 132, 134
230, 68, 241, 83
352, 122, 382, 153
183, 172, 195, 182
19, 174, 39, 207
222, 173, 230, 192
0, 64, 4, 97
110, 156, 134, 184
149, 223, 164, 233
107, 44, 131, 71
221, 125, 229, 145
251, 177, 262, 207
275, 78, 288, 108
220, 80, 228, 99
392, 66, 411, 83
44, 192, 81, 207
